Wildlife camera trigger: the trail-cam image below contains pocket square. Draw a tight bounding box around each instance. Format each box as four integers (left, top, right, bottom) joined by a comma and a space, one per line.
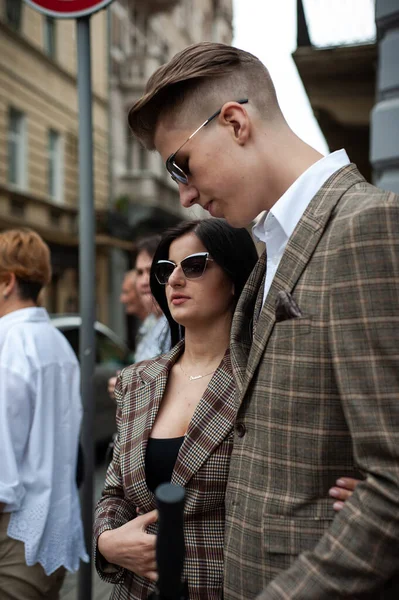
275, 291, 303, 323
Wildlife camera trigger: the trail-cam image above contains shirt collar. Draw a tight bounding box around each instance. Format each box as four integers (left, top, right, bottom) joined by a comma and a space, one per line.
253, 149, 350, 243
0, 307, 49, 330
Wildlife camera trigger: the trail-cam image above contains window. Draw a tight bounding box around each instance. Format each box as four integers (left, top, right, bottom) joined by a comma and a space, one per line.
8, 108, 26, 188
44, 16, 56, 58
139, 145, 147, 171
126, 127, 133, 171
6, 0, 23, 31
127, 138, 148, 172
111, 10, 123, 51
48, 129, 63, 203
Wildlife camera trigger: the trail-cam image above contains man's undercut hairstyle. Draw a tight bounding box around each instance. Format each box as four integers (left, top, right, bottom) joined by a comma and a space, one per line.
128, 42, 281, 150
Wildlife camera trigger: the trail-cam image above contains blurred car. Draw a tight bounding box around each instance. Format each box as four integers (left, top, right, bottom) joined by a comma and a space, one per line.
51, 314, 132, 446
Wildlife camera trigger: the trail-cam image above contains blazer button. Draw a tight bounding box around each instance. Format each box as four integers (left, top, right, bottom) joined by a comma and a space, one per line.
235, 423, 246, 438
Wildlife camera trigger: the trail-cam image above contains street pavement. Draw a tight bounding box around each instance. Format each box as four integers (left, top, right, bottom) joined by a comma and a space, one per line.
61, 458, 113, 600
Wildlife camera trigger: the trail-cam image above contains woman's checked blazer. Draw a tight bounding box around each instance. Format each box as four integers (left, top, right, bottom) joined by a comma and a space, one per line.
93, 340, 236, 600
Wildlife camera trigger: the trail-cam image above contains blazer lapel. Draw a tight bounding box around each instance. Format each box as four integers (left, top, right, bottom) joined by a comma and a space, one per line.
171, 350, 236, 488
234, 164, 365, 403
253, 253, 267, 331
123, 342, 185, 512
230, 251, 266, 393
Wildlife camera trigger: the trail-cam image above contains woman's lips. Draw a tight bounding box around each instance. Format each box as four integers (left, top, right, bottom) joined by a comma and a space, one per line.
171, 296, 190, 305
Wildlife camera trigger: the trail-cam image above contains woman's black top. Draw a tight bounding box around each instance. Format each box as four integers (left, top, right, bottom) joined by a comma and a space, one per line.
145, 436, 185, 493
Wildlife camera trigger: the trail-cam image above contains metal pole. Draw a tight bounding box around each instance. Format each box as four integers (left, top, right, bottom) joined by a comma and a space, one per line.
76, 15, 96, 600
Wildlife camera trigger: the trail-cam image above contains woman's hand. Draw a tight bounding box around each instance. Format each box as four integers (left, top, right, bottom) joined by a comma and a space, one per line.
108, 371, 120, 400
329, 477, 361, 511
98, 509, 158, 580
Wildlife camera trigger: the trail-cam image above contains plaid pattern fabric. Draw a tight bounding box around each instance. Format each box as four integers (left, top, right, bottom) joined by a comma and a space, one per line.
225, 165, 399, 599
93, 341, 236, 600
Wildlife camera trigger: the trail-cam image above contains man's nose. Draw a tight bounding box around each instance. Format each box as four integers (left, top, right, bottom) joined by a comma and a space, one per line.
178, 182, 199, 208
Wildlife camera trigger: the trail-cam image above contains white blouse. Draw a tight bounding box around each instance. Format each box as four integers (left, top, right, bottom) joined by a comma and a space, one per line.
0, 307, 88, 575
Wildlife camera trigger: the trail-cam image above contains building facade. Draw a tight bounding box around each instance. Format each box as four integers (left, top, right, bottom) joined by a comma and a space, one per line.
371, 0, 399, 194
293, 0, 377, 184
109, 0, 232, 230
0, 0, 129, 324
107, 0, 233, 336
0, 0, 233, 337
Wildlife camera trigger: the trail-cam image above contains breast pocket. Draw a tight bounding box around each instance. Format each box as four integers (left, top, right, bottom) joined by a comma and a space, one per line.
262, 515, 332, 555
273, 317, 312, 340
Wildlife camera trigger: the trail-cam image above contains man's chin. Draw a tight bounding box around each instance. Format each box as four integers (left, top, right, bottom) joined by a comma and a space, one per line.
224, 214, 252, 229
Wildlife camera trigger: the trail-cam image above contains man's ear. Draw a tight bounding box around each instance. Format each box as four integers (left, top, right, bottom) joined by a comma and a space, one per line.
219, 101, 250, 146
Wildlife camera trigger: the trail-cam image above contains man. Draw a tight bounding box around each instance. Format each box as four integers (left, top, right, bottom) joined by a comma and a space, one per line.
128, 42, 399, 599
132, 234, 171, 362
120, 269, 148, 322
108, 269, 148, 398
108, 236, 171, 398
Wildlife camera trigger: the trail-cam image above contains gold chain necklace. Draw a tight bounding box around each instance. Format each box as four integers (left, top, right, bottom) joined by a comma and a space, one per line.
179, 362, 216, 381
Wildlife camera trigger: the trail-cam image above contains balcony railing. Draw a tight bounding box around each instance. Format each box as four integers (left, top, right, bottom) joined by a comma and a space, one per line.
298, 0, 376, 48
133, 0, 180, 14
119, 50, 164, 98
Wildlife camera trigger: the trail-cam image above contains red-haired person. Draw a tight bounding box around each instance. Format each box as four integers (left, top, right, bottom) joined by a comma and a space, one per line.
0, 229, 88, 600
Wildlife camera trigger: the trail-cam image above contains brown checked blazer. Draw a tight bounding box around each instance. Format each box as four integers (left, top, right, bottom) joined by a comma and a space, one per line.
93, 341, 236, 600
224, 165, 399, 599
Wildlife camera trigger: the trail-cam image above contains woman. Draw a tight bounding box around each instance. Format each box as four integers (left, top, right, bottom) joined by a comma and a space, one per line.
0, 228, 88, 600
94, 218, 258, 599
94, 219, 359, 599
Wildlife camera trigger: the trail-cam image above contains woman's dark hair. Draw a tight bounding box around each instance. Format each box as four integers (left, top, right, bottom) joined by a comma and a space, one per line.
150, 219, 258, 346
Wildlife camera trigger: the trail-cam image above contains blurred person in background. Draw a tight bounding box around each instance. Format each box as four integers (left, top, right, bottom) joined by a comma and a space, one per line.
120, 269, 148, 324
107, 269, 150, 399
108, 234, 171, 399
0, 229, 88, 600
133, 234, 171, 362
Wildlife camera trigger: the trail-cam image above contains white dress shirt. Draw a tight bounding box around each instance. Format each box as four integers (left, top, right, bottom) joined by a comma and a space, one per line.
135, 314, 171, 362
0, 307, 88, 574
252, 149, 350, 304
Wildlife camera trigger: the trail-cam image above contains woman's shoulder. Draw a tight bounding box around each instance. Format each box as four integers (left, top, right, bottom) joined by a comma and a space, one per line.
118, 342, 184, 388
119, 353, 167, 385
120, 356, 156, 381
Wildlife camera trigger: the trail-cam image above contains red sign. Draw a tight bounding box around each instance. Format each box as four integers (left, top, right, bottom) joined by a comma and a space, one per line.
24, 0, 113, 19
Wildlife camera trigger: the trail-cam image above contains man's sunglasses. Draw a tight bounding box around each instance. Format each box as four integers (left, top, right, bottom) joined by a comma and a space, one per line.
155, 252, 214, 285
166, 99, 249, 185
